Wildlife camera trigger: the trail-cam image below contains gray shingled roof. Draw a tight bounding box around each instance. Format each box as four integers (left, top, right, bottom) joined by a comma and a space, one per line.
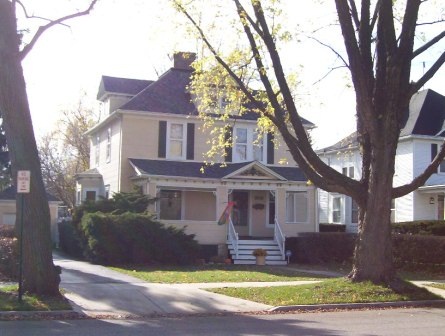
101, 68, 315, 126
121, 68, 197, 115
319, 89, 445, 153
129, 158, 307, 182
401, 89, 445, 137
97, 76, 154, 100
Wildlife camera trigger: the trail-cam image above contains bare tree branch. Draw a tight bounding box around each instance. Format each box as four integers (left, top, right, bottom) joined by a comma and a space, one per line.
412, 30, 445, 58
19, 0, 99, 61
307, 35, 349, 68
411, 51, 445, 92
393, 140, 445, 198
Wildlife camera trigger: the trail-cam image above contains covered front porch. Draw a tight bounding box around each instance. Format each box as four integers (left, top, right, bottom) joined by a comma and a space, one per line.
129, 159, 317, 263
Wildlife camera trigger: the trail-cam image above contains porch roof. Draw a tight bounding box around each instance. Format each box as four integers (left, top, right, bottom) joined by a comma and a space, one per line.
129, 158, 307, 182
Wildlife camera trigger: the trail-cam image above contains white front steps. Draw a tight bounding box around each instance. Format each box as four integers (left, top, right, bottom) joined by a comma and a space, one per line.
227, 239, 287, 266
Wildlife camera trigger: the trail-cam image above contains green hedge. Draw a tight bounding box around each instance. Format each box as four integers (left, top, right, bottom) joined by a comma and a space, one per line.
286, 233, 356, 264
393, 234, 445, 266
319, 223, 346, 232
58, 220, 83, 259
79, 212, 200, 265
392, 220, 445, 236
286, 233, 445, 268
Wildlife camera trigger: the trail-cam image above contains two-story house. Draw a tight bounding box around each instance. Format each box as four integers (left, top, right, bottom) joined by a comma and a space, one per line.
75, 52, 317, 264
318, 89, 445, 232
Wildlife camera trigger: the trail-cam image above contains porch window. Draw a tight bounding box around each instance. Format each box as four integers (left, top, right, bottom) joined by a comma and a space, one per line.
332, 196, 342, 223
286, 191, 307, 223
168, 123, 185, 159
160, 190, 182, 220
268, 192, 275, 225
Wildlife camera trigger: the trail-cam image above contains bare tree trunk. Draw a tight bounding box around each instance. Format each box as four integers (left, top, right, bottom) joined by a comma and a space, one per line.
0, 0, 60, 295
350, 128, 398, 283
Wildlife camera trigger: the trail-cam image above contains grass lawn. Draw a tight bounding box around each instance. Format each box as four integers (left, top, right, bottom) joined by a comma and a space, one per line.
110, 264, 325, 283
0, 285, 71, 312
207, 278, 442, 306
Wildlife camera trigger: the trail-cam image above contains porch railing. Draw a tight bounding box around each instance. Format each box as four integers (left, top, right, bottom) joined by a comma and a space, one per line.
227, 216, 239, 259
274, 216, 285, 260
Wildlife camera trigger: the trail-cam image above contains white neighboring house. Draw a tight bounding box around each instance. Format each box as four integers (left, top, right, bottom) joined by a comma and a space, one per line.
318, 89, 445, 232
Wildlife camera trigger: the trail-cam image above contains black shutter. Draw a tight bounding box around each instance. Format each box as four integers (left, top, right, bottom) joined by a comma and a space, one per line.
158, 121, 167, 158
186, 123, 195, 160
431, 143, 438, 162
267, 133, 274, 164
225, 127, 233, 162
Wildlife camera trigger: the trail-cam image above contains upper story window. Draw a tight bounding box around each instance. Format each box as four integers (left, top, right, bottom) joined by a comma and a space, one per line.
431, 143, 445, 173
342, 166, 354, 178
106, 128, 111, 163
95, 134, 100, 167
167, 123, 186, 159
233, 126, 266, 163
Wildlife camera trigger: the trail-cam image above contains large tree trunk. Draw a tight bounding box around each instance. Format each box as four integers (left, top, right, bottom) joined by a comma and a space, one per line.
0, 0, 60, 295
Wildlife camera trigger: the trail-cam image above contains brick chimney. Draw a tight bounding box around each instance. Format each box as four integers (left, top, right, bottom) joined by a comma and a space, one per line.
173, 52, 196, 70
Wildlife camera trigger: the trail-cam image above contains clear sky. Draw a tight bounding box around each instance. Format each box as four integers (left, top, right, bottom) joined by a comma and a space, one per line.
20, 0, 445, 149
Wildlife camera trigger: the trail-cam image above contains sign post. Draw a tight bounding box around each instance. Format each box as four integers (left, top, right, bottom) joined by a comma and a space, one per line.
17, 170, 30, 303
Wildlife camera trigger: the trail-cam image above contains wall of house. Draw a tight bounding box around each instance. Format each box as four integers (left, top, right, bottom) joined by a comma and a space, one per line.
0, 200, 60, 244
90, 118, 123, 196
414, 138, 445, 186
183, 191, 216, 221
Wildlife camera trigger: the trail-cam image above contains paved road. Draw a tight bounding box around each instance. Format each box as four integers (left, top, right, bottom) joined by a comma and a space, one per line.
1, 308, 444, 335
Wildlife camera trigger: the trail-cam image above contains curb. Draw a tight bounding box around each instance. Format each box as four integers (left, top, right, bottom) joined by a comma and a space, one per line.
270, 299, 445, 312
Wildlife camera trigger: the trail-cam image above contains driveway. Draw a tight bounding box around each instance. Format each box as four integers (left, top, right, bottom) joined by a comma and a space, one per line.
54, 252, 274, 317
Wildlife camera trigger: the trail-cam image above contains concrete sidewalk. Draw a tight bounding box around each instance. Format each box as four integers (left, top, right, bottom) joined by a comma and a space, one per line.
54, 252, 280, 317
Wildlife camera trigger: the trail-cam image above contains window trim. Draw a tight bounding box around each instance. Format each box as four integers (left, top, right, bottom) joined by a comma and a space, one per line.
95, 134, 100, 167
166, 122, 187, 160
332, 196, 343, 224
232, 126, 267, 163
106, 128, 111, 163
285, 191, 308, 224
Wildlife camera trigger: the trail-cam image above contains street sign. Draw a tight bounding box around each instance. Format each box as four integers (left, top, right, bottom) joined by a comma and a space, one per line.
17, 170, 31, 194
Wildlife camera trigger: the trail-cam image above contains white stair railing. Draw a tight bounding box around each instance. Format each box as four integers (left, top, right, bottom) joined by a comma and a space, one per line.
274, 216, 285, 260
227, 216, 239, 258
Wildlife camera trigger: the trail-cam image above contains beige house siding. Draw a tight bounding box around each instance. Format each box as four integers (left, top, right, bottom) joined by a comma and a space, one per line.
91, 118, 122, 195
183, 191, 216, 221
0, 200, 60, 243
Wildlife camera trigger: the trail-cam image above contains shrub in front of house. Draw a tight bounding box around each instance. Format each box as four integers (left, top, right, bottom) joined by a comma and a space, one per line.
0, 226, 18, 280
319, 223, 346, 232
392, 220, 445, 236
286, 232, 445, 270
392, 234, 445, 268
286, 232, 356, 264
79, 212, 200, 265
58, 220, 83, 259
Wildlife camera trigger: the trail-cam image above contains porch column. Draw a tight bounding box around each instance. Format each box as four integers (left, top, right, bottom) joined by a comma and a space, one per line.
276, 187, 287, 226
215, 185, 229, 221
146, 181, 158, 213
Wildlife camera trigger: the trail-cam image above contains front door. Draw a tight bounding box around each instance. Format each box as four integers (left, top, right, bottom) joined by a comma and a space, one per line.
232, 191, 249, 236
